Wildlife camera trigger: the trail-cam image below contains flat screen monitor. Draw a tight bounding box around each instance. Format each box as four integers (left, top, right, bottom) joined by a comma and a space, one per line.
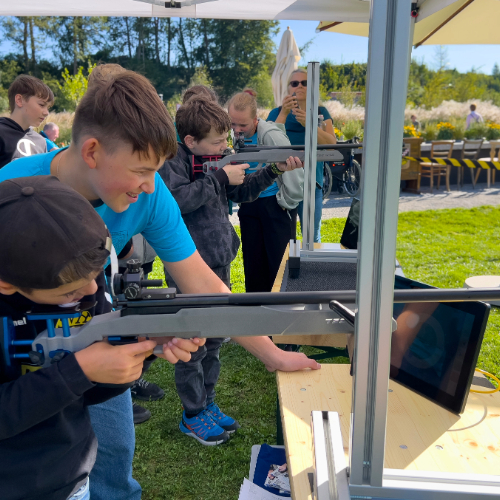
391, 275, 490, 414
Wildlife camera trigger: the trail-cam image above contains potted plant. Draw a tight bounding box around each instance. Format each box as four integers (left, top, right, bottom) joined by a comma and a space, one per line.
436, 122, 455, 140
486, 123, 500, 141
464, 124, 488, 140
403, 125, 421, 138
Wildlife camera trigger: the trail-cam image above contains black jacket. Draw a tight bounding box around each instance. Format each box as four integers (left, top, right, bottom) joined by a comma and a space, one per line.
159, 143, 279, 269
0, 274, 128, 500
0, 117, 47, 169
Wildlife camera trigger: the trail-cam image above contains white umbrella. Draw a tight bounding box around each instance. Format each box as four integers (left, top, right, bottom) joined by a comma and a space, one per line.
316, 0, 500, 46
271, 27, 301, 108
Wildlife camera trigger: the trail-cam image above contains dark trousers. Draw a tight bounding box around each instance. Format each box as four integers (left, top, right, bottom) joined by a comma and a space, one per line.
164, 265, 230, 414
238, 196, 294, 293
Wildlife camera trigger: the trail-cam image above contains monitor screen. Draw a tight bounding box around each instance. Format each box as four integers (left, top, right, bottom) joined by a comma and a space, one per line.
391, 275, 490, 414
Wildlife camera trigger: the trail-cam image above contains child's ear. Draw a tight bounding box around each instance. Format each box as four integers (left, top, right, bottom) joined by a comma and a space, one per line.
184, 135, 195, 149
80, 138, 101, 170
14, 94, 25, 109
0, 280, 18, 295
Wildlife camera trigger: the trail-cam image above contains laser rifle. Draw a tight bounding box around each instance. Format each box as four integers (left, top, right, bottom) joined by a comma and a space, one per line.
192, 132, 355, 175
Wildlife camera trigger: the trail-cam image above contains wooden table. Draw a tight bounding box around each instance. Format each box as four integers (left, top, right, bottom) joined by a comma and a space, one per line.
277, 364, 500, 500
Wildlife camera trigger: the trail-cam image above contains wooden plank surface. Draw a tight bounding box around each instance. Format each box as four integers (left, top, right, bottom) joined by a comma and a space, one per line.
277, 365, 500, 500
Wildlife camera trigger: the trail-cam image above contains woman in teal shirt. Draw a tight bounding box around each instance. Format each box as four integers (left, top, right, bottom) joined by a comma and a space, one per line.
267, 69, 337, 242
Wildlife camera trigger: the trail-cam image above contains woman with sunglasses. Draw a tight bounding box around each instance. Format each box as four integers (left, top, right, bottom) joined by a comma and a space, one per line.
267, 69, 336, 242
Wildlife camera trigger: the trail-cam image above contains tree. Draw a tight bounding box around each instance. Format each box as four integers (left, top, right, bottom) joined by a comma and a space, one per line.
434, 45, 449, 72
58, 62, 96, 109
50, 17, 107, 74
0, 17, 49, 75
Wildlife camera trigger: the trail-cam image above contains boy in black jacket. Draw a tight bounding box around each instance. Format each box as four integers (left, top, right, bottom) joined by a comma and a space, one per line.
159, 97, 302, 445
0, 175, 157, 500
0, 75, 53, 169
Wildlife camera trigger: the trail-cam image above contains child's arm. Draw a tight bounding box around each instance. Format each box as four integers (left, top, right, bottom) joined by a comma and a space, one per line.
227, 157, 302, 204
0, 340, 155, 440
159, 155, 230, 214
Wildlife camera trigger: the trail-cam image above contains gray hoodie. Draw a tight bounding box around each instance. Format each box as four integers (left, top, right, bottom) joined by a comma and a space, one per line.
256, 118, 304, 210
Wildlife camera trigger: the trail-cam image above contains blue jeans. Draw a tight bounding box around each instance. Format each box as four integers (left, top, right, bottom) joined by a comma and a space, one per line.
298, 186, 323, 243
68, 479, 90, 500
88, 390, 141, 500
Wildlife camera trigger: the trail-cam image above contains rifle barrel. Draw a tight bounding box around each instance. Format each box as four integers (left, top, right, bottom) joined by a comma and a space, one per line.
118, 287, 500, 309
236, 143, 361, 152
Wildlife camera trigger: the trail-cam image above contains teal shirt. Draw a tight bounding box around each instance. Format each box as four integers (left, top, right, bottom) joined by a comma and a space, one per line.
267, 105, 332, 187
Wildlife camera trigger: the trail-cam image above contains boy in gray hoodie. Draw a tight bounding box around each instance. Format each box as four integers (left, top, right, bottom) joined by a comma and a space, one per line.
159, 96, 302, 446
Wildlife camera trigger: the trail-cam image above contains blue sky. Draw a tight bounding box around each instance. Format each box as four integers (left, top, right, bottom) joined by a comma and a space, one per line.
275, 20, 499, 75
1, 18, 497, 75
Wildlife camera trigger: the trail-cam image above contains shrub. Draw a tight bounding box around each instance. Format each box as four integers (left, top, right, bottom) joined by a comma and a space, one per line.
464, 124, 488, 140
423, 123, 437, 141
453, 123, 465, 141
341, 120, 363, 141
486, 123, 500, 141
436, 122, 455, 140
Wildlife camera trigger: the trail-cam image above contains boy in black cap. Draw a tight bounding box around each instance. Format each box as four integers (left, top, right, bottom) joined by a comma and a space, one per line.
0, 175, 158, 500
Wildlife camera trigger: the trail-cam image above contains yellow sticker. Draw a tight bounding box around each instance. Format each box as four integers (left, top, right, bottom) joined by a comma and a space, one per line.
55, 310, 92, 328
21, 365, 42, 375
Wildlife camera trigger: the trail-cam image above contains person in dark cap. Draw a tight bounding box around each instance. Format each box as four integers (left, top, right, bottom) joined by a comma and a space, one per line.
0, 175, 158, 500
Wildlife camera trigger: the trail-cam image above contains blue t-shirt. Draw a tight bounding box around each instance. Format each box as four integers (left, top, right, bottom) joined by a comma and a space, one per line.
0, 149, 196, 262
245, 131, 279, 198
267, 105, 332, 187
40, 131, 58, 151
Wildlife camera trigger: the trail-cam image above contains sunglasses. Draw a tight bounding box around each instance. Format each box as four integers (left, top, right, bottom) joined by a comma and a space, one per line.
289, 80, 307, 88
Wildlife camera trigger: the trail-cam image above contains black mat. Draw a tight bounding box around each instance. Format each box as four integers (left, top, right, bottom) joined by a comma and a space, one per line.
282, 261, 357, 292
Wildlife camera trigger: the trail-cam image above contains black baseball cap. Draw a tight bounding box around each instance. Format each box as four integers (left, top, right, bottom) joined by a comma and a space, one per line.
0, 175, 112, 289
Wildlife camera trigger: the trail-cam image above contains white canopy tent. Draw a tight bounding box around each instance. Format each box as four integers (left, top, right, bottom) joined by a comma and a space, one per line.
0, 0, 382, 20
318, 0, 500, 46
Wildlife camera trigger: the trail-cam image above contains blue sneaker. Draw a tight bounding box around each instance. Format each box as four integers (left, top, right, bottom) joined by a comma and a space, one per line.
206, 402, 241, 434
179, 409, 229, 446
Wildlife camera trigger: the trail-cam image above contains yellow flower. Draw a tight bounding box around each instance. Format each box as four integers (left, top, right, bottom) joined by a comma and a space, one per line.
436, 122, 455, 130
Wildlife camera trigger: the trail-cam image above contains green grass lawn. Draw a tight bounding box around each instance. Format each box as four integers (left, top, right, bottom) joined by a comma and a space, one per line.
136, 206, 500, 499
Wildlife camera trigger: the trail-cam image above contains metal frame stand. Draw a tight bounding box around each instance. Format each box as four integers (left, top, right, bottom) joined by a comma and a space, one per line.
309, 1, 500, 498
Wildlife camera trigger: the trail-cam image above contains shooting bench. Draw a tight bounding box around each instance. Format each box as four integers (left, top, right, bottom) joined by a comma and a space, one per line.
277, 365, 500, 500
271, 246, 500, 500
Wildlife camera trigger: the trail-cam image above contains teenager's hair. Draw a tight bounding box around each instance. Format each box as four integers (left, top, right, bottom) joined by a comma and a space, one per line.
182, 85, 218, 104
16, 247, 106, 293
88, 63, 127, 89
72, 71, 177, 163
227, 88, 258, 119
470, 103, 477, 111
8, 75, 54, 113
176, 97, 231, 143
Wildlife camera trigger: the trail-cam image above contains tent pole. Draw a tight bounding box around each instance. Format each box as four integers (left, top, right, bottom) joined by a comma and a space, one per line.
349, 0, 414, 490
302, 61, 319, 251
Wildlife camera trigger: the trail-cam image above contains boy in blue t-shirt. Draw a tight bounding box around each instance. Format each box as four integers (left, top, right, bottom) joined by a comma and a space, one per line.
0, 71, 320, 498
